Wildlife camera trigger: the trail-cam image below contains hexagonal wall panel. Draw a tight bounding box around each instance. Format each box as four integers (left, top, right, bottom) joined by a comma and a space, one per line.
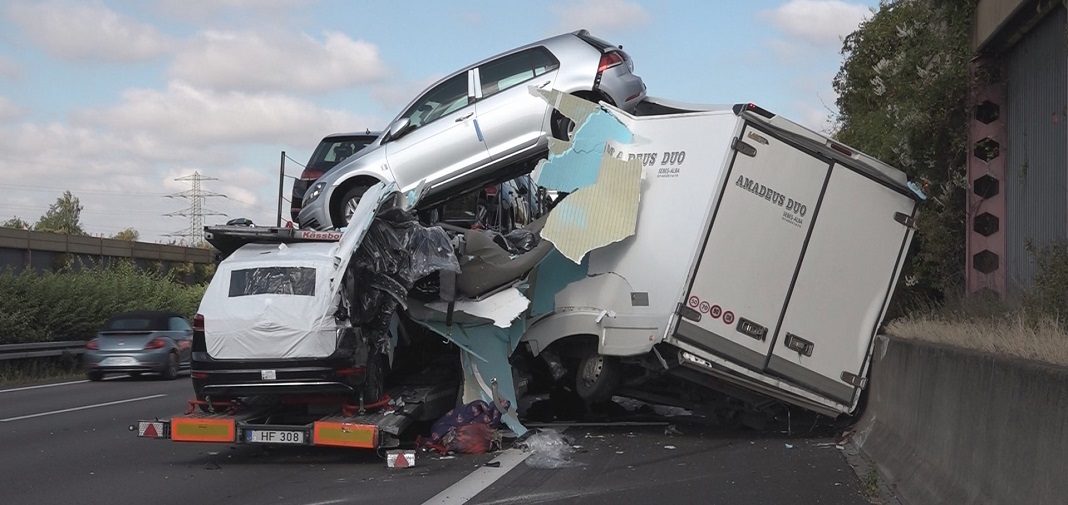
973, 213, 999, 237
975, 101, 1000, 124
973, 175, 1000, 198
973, 250, 999, 274
974, 138, 1000, 162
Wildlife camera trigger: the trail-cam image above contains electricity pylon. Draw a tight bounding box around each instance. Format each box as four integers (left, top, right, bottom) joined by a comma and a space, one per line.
164, 172, 227, 245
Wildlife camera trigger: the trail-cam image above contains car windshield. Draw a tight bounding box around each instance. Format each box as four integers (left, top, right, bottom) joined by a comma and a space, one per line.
228, 267, 317, 297
104, 316, 167, 331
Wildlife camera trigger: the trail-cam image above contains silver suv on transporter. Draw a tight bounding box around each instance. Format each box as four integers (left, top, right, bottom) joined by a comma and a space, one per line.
298, 29, 645, 230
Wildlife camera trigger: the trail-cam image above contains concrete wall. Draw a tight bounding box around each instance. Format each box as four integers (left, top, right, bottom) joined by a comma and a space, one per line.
852, 335, 1067, 504
0, 227, 213, 273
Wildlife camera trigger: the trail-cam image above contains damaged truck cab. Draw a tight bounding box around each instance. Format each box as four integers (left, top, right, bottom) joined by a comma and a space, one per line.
503, 94, 924, 421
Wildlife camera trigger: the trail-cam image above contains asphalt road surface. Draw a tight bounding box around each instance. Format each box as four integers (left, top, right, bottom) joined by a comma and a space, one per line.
0, 375, 871, 504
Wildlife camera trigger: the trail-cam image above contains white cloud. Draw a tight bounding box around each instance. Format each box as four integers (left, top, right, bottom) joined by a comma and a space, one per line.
6, 0, 172, 62
549, 0, 651, 34
73, 80, 373, 147
154, 0, 312, 24
760, 0, 871, 48
0, 97, 26, 123
170, 30, 387, 93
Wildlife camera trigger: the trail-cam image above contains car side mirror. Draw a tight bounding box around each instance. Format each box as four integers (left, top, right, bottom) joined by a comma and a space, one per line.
386, 117, 412, 142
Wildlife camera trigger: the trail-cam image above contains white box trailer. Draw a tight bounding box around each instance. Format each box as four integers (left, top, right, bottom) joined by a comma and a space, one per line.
520, 98, 922, 418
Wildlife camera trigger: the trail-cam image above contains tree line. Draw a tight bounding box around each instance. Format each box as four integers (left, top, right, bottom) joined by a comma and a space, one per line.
2, 190, 139, 241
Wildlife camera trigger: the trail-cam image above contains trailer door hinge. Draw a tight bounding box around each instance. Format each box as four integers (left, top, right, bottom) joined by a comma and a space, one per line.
893, 212, 917, 229
731, 138, 757, 157
841, 371, 868, 389
677, 302, 701, 322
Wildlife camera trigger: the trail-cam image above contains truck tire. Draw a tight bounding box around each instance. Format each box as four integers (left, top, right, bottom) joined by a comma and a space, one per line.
575, 352, 620, 403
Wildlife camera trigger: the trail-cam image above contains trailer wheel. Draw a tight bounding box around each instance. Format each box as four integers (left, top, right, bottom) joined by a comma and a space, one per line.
575, 353, 621, 403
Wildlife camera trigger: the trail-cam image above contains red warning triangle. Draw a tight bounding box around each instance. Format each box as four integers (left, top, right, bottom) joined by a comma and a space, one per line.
393, 453, 410, 468
142, 423, 158, 438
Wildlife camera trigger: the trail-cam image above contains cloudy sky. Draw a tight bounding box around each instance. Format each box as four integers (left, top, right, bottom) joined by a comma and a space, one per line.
0, 0, 877, 243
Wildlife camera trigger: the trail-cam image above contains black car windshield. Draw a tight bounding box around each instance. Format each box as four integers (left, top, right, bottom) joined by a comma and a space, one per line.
307, 136, 375, 170
105, 317, 166, 331
229, 267, 316, 297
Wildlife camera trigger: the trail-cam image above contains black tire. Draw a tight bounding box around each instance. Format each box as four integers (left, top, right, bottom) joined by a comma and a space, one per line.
550, 109, 575, 142
338, 185, 370, 228
129, 372, 143, 379
161, 353, 179, 380
574, 352, 621, 403
86, 371, 103, 382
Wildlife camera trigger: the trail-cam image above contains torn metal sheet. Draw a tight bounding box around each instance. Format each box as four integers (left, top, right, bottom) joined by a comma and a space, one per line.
531, 90, 633, 192
331, 181, 395, 291
417, 319, 528, 436
428, 287, 530, 329
528, 249, 589, 318
541, 156, 642, 263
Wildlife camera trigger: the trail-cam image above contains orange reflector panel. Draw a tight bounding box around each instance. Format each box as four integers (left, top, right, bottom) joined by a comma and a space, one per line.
171, 417, 235, 443
313, 421, 377, 449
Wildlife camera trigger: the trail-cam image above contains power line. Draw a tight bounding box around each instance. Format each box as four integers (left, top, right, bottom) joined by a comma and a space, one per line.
164, 172, 227, 245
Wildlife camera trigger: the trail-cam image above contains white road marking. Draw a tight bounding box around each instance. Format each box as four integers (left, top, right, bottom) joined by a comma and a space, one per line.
422, 447, 532, 505
0, 394, 167, 422
0, 380, 89, 393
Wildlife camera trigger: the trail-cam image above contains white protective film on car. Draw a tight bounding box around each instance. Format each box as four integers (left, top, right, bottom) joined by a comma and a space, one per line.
200, 242, 343, 360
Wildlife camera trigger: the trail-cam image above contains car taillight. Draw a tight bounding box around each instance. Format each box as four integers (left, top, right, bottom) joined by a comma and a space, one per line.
144, 338, 166, 350
336, 367, 366, 376
193, 313, 204, 332
299, 169, 325, 181
598, 51, 624, 73
86, 339, 99, 350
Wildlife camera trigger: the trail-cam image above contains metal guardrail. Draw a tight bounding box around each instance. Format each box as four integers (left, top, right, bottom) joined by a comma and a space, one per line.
0, 341, 87, 361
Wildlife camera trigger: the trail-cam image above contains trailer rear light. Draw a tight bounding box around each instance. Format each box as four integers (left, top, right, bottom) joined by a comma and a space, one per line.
829, 142, 854, 157
193, 314, 204, 332
190, 371, 208, 379
598, 51, 624, 73
144, 338, 166, 350
86, 339, 99, 350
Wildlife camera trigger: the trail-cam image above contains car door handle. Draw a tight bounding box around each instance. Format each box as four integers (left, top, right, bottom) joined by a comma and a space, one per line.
455, 113, 474, 122
537, 81, 550, 89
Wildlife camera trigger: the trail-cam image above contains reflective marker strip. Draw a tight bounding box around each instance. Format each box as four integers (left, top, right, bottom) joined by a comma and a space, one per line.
313, 421, 377, 448
137, 421, 165, 438
171, 417, 235, 442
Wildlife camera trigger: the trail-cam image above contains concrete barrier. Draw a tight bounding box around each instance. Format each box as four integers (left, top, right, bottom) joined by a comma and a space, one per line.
851, 335, 1067, 504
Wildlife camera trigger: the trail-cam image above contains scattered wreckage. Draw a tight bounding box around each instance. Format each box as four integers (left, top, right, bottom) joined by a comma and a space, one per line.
135, 92, 924, 453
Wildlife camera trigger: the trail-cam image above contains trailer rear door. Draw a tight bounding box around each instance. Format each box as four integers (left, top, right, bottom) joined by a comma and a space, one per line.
673, 123, 832, 372
673, 120, 916, 407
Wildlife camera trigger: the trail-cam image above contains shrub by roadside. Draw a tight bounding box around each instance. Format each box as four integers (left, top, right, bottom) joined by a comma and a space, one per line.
0, 261, 208, 345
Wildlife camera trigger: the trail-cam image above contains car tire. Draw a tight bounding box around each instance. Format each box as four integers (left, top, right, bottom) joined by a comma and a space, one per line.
574, 352, 621, 403
338, 185, 370, 228
550, 109, 575, 142
161, 353, 180, 380
129, 372, 143, 379
86, 371, 103, 382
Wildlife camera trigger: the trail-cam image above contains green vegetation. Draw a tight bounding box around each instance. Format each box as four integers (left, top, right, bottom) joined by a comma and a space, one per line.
0, 260, 208, 345
834, 0, 977, 304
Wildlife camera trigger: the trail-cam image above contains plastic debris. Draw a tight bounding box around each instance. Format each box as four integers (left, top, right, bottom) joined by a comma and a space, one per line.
520, 429, 584, 469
